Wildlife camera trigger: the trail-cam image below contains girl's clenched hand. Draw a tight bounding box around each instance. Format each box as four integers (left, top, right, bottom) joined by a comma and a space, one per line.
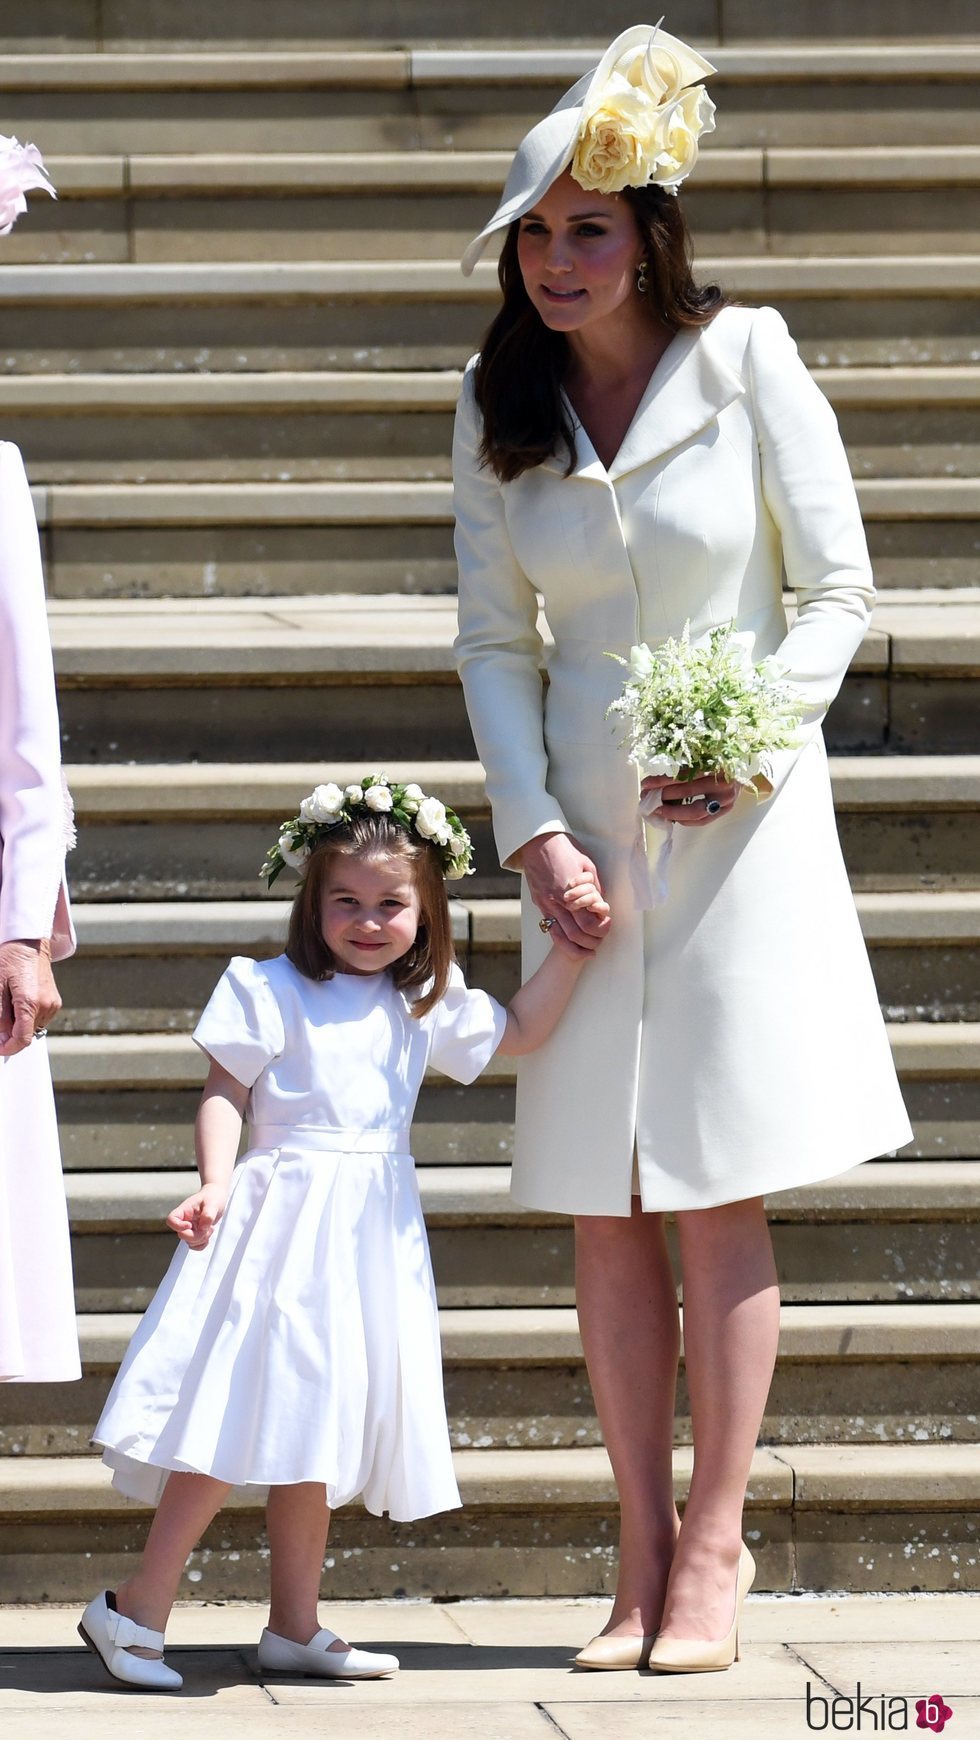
167, 1181, 229, 1250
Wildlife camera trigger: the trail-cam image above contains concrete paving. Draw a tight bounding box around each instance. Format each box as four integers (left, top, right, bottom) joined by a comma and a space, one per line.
1, 1598, 978, 1739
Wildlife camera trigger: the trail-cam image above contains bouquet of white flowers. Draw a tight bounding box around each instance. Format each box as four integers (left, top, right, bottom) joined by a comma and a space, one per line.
607, 623, 806, 904
608, 622, 805, 788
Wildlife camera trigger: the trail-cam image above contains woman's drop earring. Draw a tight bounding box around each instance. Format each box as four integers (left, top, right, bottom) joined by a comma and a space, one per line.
637, 259, 649, 294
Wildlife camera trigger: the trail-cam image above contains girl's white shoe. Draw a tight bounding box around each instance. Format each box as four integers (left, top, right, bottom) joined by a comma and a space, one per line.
77, 1590, 182, 1690
257, 1625, 399, 1679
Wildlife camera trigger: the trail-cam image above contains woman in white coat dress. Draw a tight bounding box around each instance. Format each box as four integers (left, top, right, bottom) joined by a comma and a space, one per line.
0, 440, 79, 1383
453, 25, 911, 1673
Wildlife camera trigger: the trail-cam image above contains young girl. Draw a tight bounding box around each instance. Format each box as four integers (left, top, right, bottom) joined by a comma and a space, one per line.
80, 775, 607, 1691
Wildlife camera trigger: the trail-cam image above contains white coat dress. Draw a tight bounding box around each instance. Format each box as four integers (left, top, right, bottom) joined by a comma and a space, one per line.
0, 442, 79, 1382
453, 305, 912, 1217
94, 955, 506, 1520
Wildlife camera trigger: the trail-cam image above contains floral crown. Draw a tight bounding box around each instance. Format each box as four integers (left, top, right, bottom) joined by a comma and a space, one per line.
571, 22, 716, 197
261, 774, 474, 887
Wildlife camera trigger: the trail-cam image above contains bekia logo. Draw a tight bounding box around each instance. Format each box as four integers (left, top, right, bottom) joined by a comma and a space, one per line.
805, 1683, 954, 1731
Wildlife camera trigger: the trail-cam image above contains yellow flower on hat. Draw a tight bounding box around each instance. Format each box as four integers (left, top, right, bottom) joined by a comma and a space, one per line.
571, 23, 716, 197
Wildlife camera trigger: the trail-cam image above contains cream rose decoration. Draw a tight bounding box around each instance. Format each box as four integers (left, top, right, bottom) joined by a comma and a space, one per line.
400, 782, 425, 815
572, 74, 666, 196
655, 86, 716, 189
363, 783, 393, 812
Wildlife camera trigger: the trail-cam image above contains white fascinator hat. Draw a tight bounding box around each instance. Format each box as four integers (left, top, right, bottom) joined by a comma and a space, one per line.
460, 21, 716, 277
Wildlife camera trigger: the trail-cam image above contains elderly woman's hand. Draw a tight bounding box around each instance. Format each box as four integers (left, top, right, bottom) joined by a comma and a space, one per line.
520, 831, 611, 958
0, 938, 62, 1056
641, 771, 740, 827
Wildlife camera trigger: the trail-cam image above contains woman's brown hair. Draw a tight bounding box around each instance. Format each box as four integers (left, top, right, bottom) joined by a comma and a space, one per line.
286, 815, 454, 1018
474, 186, 732, 484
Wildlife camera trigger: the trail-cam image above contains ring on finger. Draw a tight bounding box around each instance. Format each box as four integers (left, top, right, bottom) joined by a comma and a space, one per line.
538, 916, 557, 933
705, 799, 722, 815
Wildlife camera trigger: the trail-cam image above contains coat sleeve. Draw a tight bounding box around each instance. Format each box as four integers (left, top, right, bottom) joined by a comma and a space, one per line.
0, 443, 73, 954
452, 366, 571, 870
746, 307, 875, 798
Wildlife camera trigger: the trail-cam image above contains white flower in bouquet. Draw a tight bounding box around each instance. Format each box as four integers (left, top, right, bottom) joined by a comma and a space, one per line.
608, 622, 805, 791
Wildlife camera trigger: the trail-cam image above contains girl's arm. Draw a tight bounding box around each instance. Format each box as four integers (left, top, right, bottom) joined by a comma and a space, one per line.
166, 1058, 249, 1249
497, 936, 596, 1058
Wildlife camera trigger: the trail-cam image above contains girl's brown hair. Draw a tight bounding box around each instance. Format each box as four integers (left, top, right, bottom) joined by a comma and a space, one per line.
286, 815, 454, 1018
474, 186, 732, 483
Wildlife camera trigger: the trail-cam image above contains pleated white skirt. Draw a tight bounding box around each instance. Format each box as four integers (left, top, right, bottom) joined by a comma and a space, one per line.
94, 1142, 460, 1521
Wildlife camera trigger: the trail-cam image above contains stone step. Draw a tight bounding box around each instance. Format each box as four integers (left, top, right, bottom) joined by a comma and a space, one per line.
59, 1160, 980, 1310
7, 364, 980, 483
2, 258, 977, 374
49, 592, 980, 758
4, 1303, 977, 1457
10, 148, 980, 267
49, 1022, 980, 1175
3, 42, 979, 152
52, 890, 980, 1032
24, 471, 980, 598
1, 1441, 975, 1600
58, 755, 980, 898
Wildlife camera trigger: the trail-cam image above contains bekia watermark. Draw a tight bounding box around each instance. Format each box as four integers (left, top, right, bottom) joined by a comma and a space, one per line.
805, 1683, 954, 1731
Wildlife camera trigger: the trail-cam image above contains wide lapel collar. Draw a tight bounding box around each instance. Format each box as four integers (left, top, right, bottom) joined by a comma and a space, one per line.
607, 321, 744, 481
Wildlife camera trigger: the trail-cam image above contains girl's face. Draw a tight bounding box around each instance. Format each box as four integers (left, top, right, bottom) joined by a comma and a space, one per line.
516, 170, 645, 335
319, 852, 421, 975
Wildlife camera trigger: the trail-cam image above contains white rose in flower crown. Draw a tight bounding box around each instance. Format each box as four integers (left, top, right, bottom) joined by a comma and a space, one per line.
400, 782, 425, 815
344, 783, 364, 803
364, 783, 393, 812
278, 831, 309, 870
299, 782, 345, 823
414, 795, 449, 841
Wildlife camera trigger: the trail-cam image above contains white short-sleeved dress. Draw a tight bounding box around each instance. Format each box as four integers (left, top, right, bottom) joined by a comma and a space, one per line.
94, 954, 506, 1521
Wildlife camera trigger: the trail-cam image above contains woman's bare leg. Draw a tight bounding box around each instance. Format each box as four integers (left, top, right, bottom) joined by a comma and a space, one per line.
656, 1195, 780, 1644
266, 1482, 345, 1648
115, 1470, 232, 1655
575, 1201, 682, 1637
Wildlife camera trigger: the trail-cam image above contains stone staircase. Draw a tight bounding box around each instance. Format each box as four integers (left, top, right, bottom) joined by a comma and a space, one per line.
1, 5, 978, 1604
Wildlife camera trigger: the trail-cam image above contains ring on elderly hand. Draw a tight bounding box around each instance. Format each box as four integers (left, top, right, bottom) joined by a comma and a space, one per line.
538, 916, 557, 933
33, 1027, 48, 1040
705, 799, 722, 815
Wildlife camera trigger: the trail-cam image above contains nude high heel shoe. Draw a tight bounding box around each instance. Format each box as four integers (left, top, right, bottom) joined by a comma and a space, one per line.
573, 1630, 656, 1671
646, 1543, 756, 1674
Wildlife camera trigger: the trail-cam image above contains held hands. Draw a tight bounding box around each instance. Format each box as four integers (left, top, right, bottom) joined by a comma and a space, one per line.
0, 938, 62, 1057
520, 832, 611, 960
167, 1181, 229, 1250
641, 770, 739, 827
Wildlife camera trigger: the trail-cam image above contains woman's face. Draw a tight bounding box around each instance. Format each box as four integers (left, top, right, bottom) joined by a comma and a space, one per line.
516, 170, 645, 335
